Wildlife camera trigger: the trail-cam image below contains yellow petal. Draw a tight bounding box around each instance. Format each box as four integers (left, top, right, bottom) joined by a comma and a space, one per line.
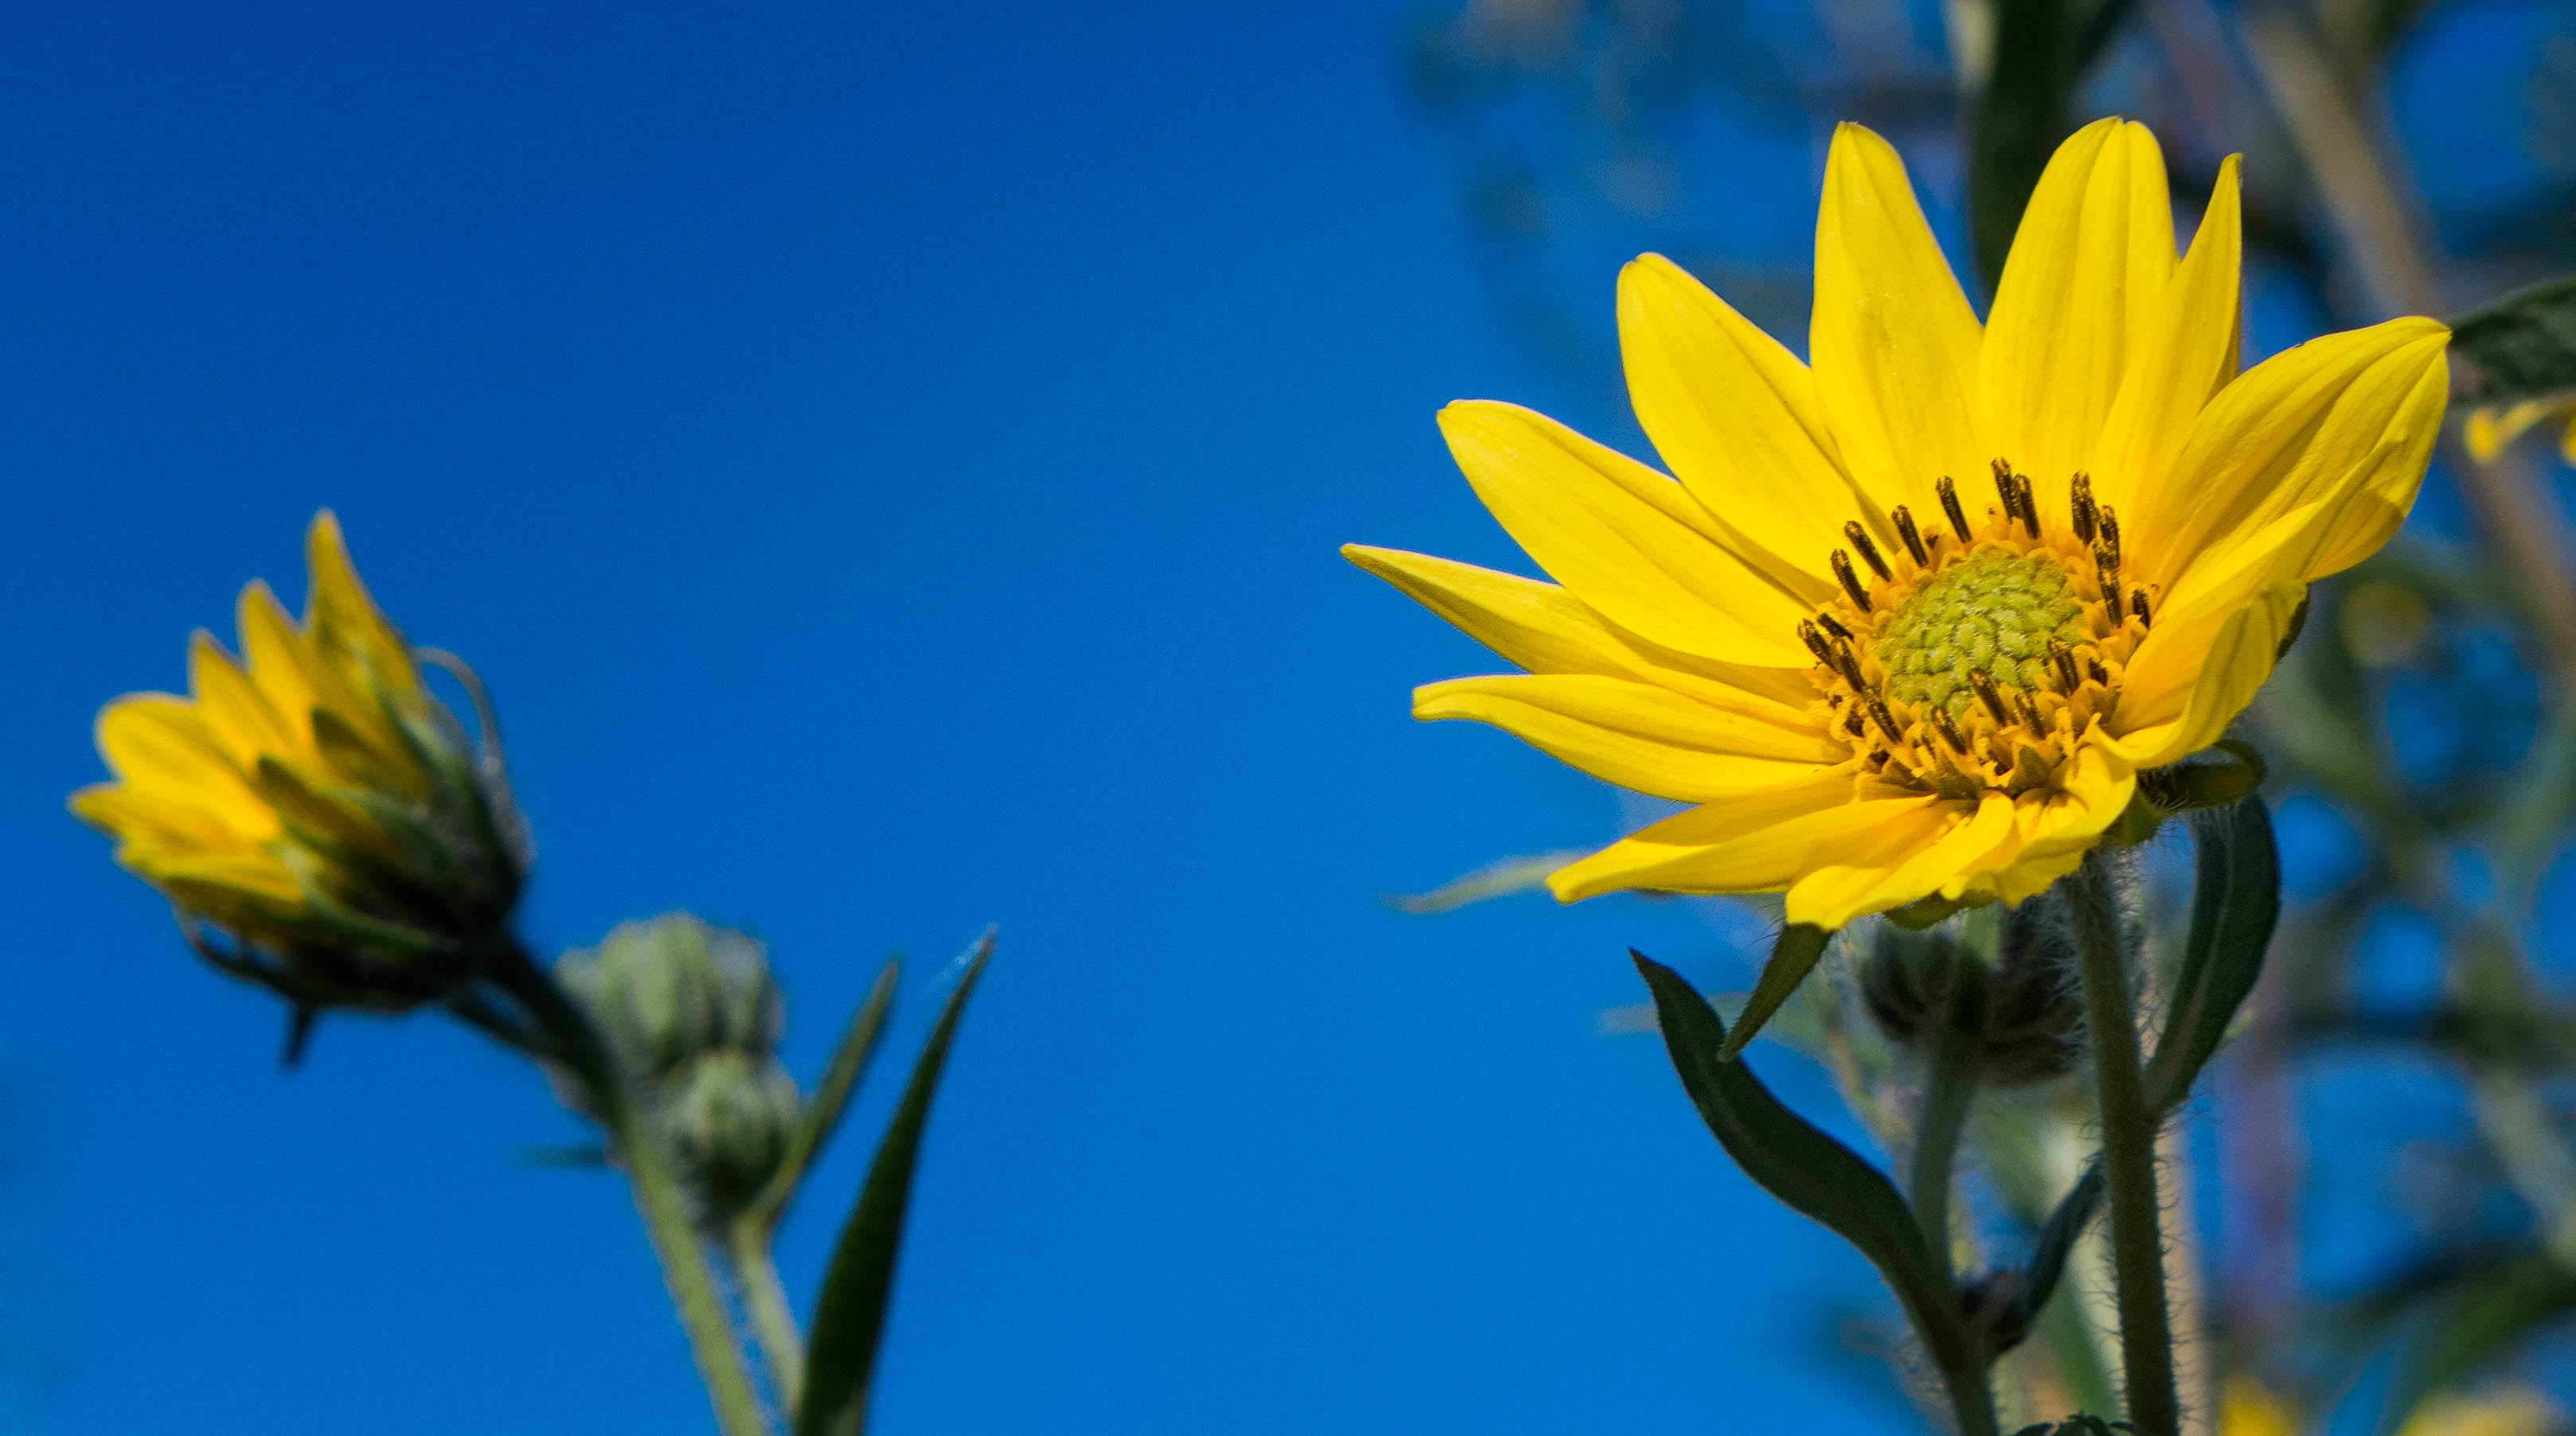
93, 697, 280, 841
2102, 581, 2305, 767
2137, 317, 2449, 590
1618, 252, 1867, 593
1414, 673, 1840, 802
189, 632, 299, 764
1340, 544, 1817, 709
236, 580, 321, 749
1810, 123, 1985, 520
1437, 400, 1812, 666
1548, 782, 1950, 905
1786, 792, 2020, 927
2465, 396, 2568, 462
2094, 156, 2241, 521
305, 509, 420, 693
2561, 411, 2576, 465
1980, 119, 2174, 498
72, 783, 249, 850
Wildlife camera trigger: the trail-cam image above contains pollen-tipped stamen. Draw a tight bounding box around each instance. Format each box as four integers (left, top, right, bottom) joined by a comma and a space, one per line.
2071, 473, 2099, 545
1830, 640, 1870, 694
2047, 638, 2080, 693
1817, 611, 1854, 644
2098, 505, 2123, 569
1968, 669, 2012, 727
1799, 620, 1836, 665
1832, 550, 1872, 611
1992, 460, 2039, 539
1844, 521, 1892, 581
1935, 476, 1971, 544
2130, 589, 2152, 628
1891, 505, 1930, 566
1929, 707, 1970, 752
1867, 698, 1907, 746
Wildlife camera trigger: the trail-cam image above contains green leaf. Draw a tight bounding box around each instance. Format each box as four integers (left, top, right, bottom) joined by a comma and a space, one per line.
1631, 953, 1973, 1375
2452, 275, 2576, 407
795, 932, 994, 1436
1983, 1163, 2104, 1353
743, 954, 903, 1237
2382, 1250, 2576, 1434
2141, 798, 2281, 1115
1719, 923, 1833, 1061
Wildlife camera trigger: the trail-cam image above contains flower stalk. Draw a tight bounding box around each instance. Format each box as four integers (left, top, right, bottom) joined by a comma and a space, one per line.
2067, 856, 2180, 1436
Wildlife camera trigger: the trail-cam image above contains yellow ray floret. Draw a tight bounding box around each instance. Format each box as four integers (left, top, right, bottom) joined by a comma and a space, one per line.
1347, 117, 2450, 929
72, 512, 447, 950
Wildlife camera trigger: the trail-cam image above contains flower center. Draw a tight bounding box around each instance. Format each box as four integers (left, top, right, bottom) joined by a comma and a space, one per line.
1797, 462, 2152, 799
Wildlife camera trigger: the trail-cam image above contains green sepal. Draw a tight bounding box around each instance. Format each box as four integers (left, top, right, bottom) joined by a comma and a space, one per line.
742, 954, 902, 1238
1884, 892, 1976, 931
2274, 592, 2312, 660
2451, 274, 2576, 408
2141, 796, 2281, 1116
1632, 953, 1978, 1378
2137, 739, 2268, 816
795, 932, 995, 1436
1716, 923, 1834, 1061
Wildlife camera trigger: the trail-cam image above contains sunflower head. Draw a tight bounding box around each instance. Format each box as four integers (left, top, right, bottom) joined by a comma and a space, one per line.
1349, 117, 2450, 930
72, 512, 529, 1012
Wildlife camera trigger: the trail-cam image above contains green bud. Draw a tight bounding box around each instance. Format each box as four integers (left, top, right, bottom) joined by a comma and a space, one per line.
1982, 900, 2086, 1087
660, 1050, 802, 1224
556, 914, 783, 1083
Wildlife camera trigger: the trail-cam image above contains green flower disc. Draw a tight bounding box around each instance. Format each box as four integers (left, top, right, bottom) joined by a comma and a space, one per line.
1874, 549, 2087, 720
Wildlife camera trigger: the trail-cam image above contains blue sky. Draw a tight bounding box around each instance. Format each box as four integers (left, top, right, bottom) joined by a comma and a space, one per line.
0, 1, 1926, 1431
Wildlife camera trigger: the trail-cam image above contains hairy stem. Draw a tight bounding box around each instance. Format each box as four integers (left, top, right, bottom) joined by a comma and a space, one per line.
729, 1222, 808, 1415
2067, 857, 2180, 1436
1907, 974, 1986, 1280
490, 948, 773, 1436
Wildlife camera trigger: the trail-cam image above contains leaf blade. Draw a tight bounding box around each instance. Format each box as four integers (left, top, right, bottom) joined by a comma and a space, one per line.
2143, 798, 2282, 1115
1717, 923, 1833, 1060
794, 932, 994, 1436
745, 954, 903, 1236
2453, 275, 2576, 407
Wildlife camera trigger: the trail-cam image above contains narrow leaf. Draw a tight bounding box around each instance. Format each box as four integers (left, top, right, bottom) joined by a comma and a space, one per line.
1718, 923, 1832, 1060
2452, 275, 2576, 407
795, 932, 994, 1436
1986, 1162, 2105, 1352
744, 954, 903, 1236
2142, 798, 2281, 1115
1633, 953, 1972, 1373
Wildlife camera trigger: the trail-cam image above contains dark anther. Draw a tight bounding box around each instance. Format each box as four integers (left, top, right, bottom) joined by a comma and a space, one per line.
1930, 707, 1971, 751
1968, 669, 2013, 726
2087, 658, 2111, 686
1831, 550, 1872, 611
2013, 693, 2047, 730
1817, 612, 1855, 643
2097, 505, 2123, 568
1935, 475, 1972, 544
1990, 459, 2038, 537
2070, 473, 2099, 545
1868, 698, 1907, 745
1891, 505, 1930, 566
2130, 588, 2152, 628
2094, 549, 2121, 602
1844, 521, 1891, 580
1798, 619, 1836, 665
1832, 641, 1871, 694
1868, 748, 1891, 767
1844, 709, 1868, 738
2047, 638, 2080, 693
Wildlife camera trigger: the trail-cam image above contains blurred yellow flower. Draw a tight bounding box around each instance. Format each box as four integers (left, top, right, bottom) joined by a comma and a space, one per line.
1347, 118, 2449, 927
2221, 1376, 2299, 1436
2465, 395, 2576, 466
2220, 1376, 2563, 1436
73, 512, 525, 1006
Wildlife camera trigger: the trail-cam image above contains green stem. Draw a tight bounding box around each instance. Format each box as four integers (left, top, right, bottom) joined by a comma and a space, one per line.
1907, 1010, 1983, 1281
728, 1222, 808, 1415
2067, 857, 2180, 1436
488, 948, 773, 1436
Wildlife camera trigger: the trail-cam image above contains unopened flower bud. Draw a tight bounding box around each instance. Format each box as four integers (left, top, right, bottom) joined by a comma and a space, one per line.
1982, 901, 2086, 1087
1860, 926, 1963, 1047
72, 513, 529, 1015
556, 914, 783, 1083
660, 1049, 802, 1223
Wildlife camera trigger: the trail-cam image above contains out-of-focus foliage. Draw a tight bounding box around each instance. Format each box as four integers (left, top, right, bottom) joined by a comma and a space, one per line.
1400, 0, 2576, 1428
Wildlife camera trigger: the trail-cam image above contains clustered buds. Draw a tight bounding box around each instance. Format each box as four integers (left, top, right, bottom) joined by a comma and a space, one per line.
556, 913, 804, 1224
72, 513, 530, 1017
1860, 903, 2086, 1087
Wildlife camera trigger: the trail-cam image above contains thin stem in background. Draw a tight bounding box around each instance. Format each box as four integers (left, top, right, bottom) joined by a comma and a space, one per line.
1907, 963, 1988, 1282
2069, 857, 2181, 1436
488, 946, 775, 1436
730, 1223, 810, 1415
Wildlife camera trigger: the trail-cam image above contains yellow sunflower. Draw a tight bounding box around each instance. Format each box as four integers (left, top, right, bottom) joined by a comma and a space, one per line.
72, 512, 525, 1001
1346, 118, 2449, 930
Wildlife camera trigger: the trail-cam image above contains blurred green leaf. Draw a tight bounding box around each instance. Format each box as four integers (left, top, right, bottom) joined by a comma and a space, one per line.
1968, 0, 2077, 295
2143, 798, 2281, 1115
1720, 923, 1834, 1060
2453, 275, 2576, 407
744, 955, 902, 1238
1630, 952, 1976, 1377
2382, 1249, 2576, 1434
795, 932, 993, 1436
1988, 1164, 2103, 1353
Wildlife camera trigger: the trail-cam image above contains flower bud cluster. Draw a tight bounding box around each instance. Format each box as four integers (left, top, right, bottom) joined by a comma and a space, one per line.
1860, 903, 2085, 1087
556, 914, 804, 1224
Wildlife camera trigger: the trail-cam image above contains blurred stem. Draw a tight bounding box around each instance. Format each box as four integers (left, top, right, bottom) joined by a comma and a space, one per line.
729, 1223, 808, 1415
1909, 962, 1989, 1279
487, 947, 773, 1436
2067, 858, 2180, 1436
